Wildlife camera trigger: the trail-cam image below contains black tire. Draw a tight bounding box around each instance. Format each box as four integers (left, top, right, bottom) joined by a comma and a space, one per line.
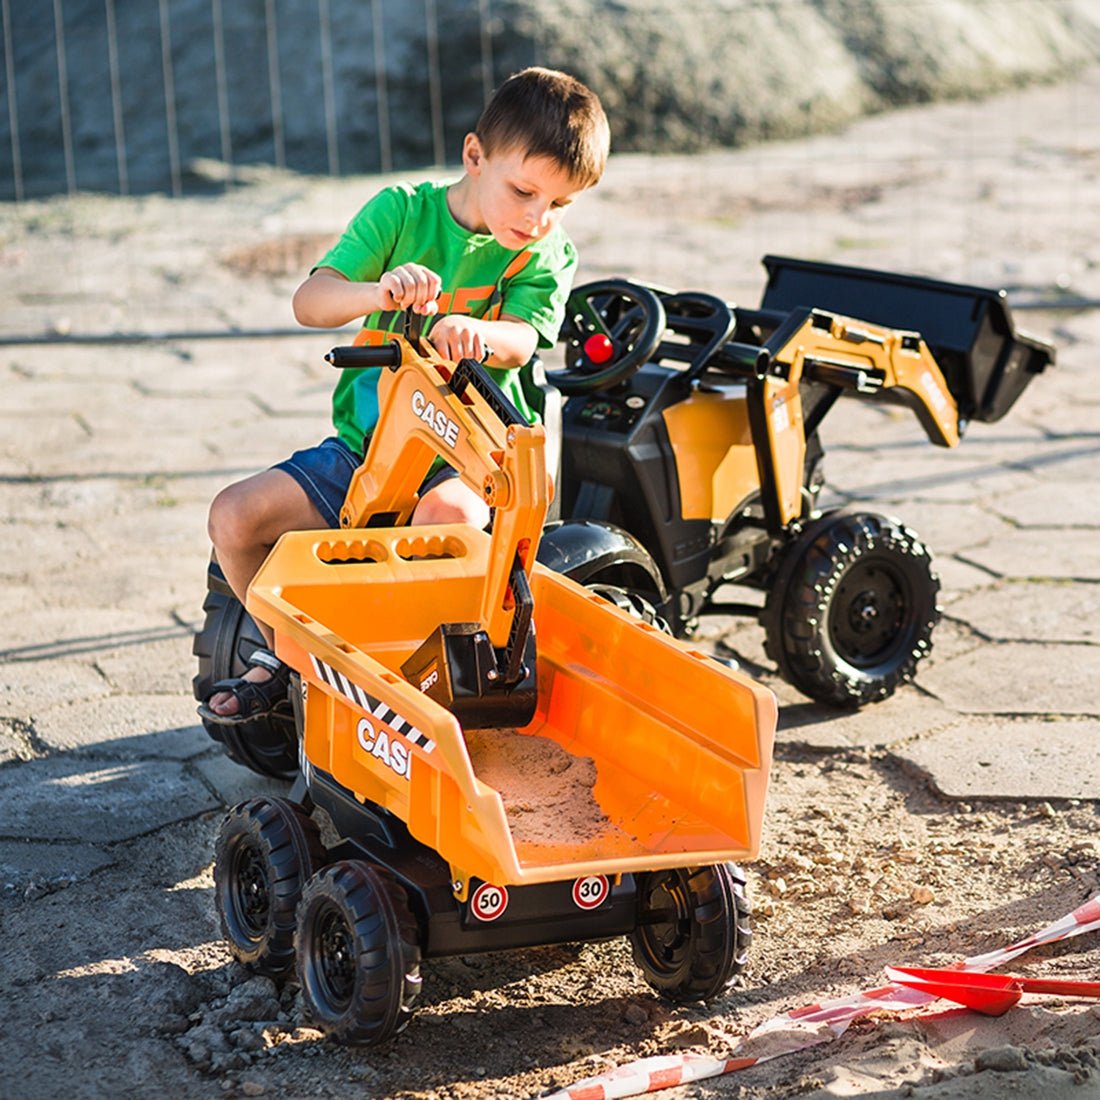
296, 860, 423, 1045
192, 563, 299, 780
214, 797, 326, 977
630, 863, 751, 1003
762, 510, 940, 707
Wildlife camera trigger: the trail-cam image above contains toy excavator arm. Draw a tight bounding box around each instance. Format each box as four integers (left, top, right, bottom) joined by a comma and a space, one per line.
331, 331, 549, 654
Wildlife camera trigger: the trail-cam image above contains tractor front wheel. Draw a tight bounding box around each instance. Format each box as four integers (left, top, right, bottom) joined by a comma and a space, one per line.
630, 863, 751, 1003
296, 860, 422, 1045
763, 510, 940, 707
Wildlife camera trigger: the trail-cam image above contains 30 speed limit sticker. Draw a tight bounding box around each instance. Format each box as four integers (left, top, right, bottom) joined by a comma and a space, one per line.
571, 874, 609, 910
469, 882, 509, 922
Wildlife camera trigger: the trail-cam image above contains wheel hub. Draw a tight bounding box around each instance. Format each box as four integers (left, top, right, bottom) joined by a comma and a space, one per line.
317, 908, 356, 1007
233, 844, 271, 937
833, 562, 905, 664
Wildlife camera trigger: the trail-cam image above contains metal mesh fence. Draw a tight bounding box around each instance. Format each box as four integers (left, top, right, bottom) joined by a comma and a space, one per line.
1, 0, 502, 200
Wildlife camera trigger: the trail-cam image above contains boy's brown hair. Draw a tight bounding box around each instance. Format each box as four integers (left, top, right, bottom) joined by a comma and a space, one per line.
475, 67, 610, 188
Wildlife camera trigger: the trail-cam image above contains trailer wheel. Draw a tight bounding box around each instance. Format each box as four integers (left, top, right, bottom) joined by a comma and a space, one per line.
214, 797, 325, 977
630, 863, 751, 1003
763, 510, 940, 707
192, 561, 300, 779
296, 860, 422, 1045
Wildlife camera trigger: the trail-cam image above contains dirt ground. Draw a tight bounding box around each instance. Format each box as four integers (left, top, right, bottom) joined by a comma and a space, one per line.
2, 69, 1099, 1099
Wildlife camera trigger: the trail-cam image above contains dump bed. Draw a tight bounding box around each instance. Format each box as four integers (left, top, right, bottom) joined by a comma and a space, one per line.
249, 524, 776, 890
760, 254, 1054, 423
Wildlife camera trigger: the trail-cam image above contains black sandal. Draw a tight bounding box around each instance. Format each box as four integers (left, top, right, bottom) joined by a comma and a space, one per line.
197, 648, 292, 727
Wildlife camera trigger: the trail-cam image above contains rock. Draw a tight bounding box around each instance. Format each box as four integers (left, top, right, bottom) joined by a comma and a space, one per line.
976, 1045, 1030, 1073
217, 976, 282, 1024
623, 1003, 648, 1026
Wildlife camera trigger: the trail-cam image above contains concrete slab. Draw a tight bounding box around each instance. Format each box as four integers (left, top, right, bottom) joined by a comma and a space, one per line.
895, 716, 1100, 801
95, 633, 197, 696
917, 641, 1100, 716
192, 753, 293, 807
0, 607, 180, 658
988, 473, 1100, 528
957, 527, 1100, 581
777, 689, 956, 751
0, 838, 116, 905
33, 694, 210, 759
945, 581, 1100, 644
0, 756, 219, 843
0, 660, 113, 715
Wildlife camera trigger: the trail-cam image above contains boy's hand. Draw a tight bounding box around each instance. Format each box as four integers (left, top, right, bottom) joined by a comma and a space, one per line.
379, 263, 441, 316
428, 315, 490, 363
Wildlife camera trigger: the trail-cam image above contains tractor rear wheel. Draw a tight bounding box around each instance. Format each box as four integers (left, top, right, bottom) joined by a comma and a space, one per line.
763, 509, 940, 707
192, 560, 299, 779
630, 863, 751, 1003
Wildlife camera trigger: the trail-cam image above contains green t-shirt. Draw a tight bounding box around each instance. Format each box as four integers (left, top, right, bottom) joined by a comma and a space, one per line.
316, 180, 578, 454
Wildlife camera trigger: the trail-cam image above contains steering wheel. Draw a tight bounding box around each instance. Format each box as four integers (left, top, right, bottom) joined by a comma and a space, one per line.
548, 279, 666, 395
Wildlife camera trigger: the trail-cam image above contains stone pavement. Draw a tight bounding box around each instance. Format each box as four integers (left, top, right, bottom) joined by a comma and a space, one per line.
1, 68, 1098, 905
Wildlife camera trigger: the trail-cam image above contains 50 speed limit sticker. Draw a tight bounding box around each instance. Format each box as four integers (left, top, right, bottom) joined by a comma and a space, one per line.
470, 882, 509, 922
571, 874, 609, 910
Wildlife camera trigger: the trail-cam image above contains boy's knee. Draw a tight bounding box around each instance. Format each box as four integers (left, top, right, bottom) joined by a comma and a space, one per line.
207, 483, 252, 550
413, 485, 490, 529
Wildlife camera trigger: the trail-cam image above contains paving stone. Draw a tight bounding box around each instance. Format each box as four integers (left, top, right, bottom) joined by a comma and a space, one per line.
958, 527, 1100, 581
0, 756, 218, 843
877, 500, 1011, 558
0, 607, 179, 658
33, 694, 209, 758
918, 642, 1100, 716
96, 633, 197, 696
777, 688, 955, 750
896, 716, 1100, 800
945, 581, 1100, 643
0, 660, 113, 716
0, 838, 116, 903
193, 752, 294, 807
988, 470, 1100, 527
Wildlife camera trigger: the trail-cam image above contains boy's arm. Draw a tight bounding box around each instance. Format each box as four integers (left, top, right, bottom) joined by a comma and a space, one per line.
293, 266, 441, 328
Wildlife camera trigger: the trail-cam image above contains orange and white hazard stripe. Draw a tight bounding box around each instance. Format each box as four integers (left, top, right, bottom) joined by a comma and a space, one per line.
546, 893, 1100, 1100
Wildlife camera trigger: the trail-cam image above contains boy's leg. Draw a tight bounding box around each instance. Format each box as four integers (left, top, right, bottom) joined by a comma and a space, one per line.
204, 467, 326, 718
411, 474, 491, 528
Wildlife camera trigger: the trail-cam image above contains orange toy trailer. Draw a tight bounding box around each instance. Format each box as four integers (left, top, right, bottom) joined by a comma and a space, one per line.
213, 319, 776, 1044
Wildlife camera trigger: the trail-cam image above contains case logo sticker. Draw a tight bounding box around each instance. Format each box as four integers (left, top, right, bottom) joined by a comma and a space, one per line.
356, 717, 411, 780
412, 389, 460, 447
572, 875, 610, 911
470, 882, 509, 922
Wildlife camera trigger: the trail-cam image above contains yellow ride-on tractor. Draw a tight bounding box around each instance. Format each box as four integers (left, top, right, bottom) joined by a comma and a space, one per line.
210, 317, 777, 1043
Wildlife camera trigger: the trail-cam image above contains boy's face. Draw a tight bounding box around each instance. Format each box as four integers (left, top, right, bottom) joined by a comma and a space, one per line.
462, 134, 589, 251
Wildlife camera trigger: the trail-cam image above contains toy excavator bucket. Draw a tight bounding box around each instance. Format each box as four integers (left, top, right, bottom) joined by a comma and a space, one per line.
247, 326, 775, 890
249, 526, 776, 890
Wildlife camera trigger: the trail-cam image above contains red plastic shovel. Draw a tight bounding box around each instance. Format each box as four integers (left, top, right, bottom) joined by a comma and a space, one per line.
888, 965, 1100, 1016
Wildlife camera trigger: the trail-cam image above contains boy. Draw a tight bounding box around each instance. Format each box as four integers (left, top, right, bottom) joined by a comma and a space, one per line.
200, 67, 609, 724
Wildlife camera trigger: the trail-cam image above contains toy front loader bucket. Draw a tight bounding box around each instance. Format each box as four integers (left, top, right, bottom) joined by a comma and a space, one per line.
248, 524, 776, 890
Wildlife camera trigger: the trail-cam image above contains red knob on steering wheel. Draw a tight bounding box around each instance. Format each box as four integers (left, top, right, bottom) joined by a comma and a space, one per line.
550, 280, 667, 395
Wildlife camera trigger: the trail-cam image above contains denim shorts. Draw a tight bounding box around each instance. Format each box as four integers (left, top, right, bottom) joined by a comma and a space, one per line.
274, 436, 457, 528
